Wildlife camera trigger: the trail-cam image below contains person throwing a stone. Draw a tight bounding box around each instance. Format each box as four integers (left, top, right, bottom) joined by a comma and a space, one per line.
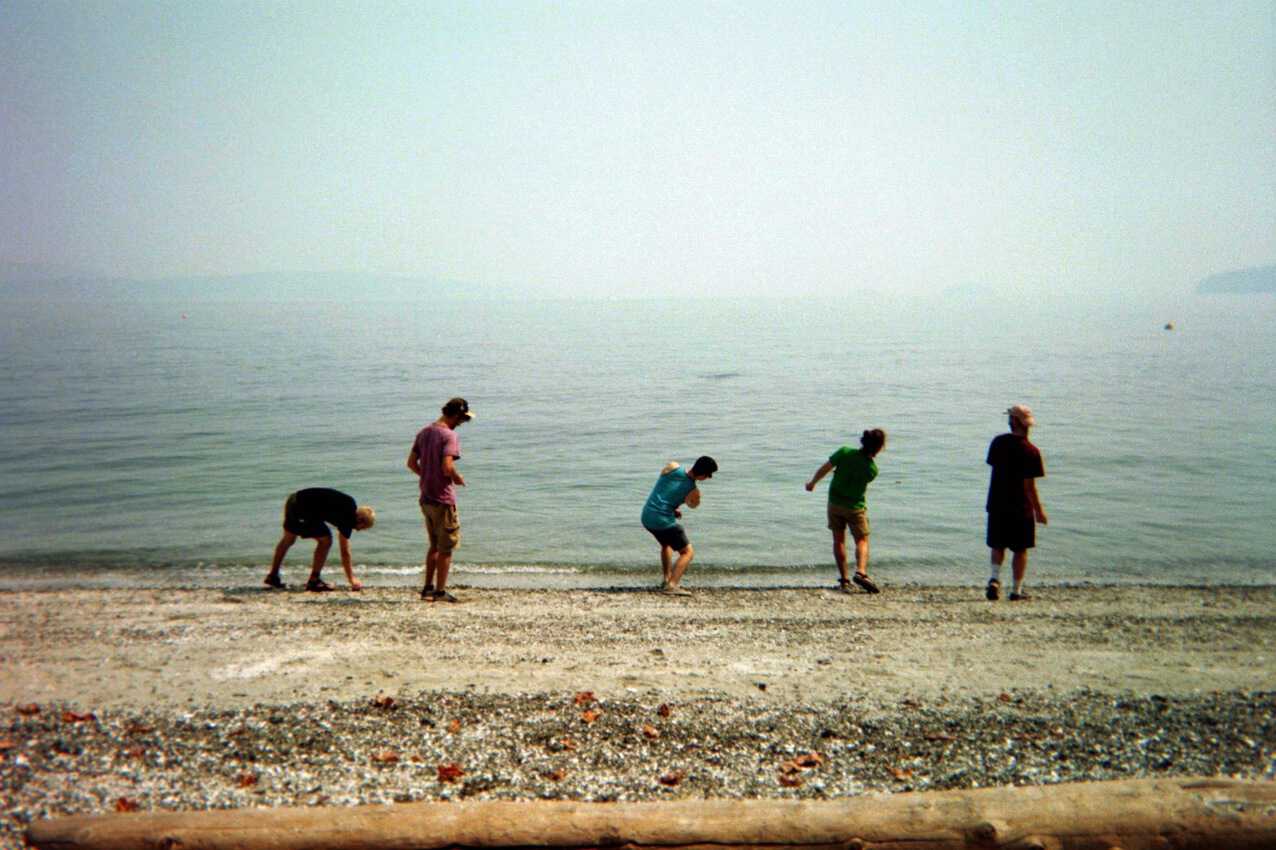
641, 456, 718, 596
805, 429, 887, 594
264, 488, 375, 592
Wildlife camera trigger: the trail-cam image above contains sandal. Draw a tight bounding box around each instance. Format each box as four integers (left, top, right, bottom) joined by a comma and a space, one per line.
836, 579, 853, 594
263, 575, 285, 590
985, 578, 1001, 601
1009, 591, 1031, 602
305, 578, 334, 593
852, 573, 880, 594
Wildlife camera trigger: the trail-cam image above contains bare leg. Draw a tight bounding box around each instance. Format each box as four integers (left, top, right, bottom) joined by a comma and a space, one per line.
266, 533, 297, 583
831, 530, 849, 584
660, 545, 673, 587
435, 551, 453, 593
1011, 549, 1028, 594
306, 537, 332, 583
667, 544, 694, 588
854, 537, 870, 577
424, 547, 439, 590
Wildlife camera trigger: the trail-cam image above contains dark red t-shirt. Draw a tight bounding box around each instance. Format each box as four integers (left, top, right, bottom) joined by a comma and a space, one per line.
985, 433, 1044, 516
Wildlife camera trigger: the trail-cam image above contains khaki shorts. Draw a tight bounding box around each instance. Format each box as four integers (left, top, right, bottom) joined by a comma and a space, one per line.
420, 502, 461, 553
827, 504, 869, 541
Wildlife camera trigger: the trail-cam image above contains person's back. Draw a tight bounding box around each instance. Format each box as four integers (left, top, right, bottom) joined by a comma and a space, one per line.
827, 447, 878, 511
986, 433, 1041, 516
642, 466, 694, 529
292, 488, 359, 538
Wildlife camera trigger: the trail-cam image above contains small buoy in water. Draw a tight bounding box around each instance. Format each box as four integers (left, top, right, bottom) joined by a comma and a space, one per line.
1164, 321, 1174, 330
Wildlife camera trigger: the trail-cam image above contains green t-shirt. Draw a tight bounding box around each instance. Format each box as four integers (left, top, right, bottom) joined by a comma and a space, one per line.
827, 447, 878, 510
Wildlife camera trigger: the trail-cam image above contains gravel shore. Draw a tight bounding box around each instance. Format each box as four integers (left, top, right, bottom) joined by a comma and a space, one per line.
3, 585, 1274, 849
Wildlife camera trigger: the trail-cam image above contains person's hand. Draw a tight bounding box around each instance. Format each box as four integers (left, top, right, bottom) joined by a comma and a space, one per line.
350, 579, 364, 591
1035, 509, 1048, 526
674, 509, 682, 519
804, 481, 815, 492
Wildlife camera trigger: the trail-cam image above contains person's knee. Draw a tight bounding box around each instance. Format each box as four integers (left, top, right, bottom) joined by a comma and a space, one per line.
314, 536, 332, 552
680, 544, 694, 559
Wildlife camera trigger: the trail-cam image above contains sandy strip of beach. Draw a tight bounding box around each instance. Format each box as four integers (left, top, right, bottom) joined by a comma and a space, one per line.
2, 585, 1274, 850
2, 585, 1274, 709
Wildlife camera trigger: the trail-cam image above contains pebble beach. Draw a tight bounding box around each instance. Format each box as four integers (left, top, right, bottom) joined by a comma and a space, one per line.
3, 584, 1275, 848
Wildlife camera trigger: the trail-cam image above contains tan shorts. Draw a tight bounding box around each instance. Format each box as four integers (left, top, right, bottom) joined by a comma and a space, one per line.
827, 504, 869, 541
420, 502, 461, 553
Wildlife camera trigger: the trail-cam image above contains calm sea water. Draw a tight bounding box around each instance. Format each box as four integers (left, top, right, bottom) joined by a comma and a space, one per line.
1, 288, 1273, 589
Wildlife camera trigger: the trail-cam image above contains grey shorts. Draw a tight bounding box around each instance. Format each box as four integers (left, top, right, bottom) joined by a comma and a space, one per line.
645, 523, 690, 551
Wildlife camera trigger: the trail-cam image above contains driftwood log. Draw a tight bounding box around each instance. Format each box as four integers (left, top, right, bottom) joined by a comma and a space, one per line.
27, 776, 1276, 850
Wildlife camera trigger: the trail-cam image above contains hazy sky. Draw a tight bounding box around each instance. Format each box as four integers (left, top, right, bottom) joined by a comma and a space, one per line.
3, 1, 1273, 296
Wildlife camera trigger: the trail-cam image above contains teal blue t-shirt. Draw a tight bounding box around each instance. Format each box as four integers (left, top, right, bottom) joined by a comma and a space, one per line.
641, 466, 696, 530
827, 447, 878, 510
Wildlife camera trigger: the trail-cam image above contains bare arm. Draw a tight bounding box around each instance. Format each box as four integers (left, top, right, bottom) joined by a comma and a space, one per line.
338, 535, 362, 590
406, 448, 421, 476
685, 488, 701, 509
442, 454, 465, 487
1025, 479, 1047, 525
805, 461, 834, 492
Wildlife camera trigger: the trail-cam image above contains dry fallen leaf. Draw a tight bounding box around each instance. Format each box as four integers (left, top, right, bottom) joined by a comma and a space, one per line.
580, 709, 601, 724
447, 718, 462, 734
641, 724, 661, 740
372, 695, 397, 710
998, 692, 1013, 703
61, 711, 95, 723
16, 704, 40, 717
115, 798, 141, 813
437, 763, 465, 783
778, 774, 803, 788
573, 691, 595, 706
0, 739, 15, 751
125, 723, 153, 736
372, 751, 400, 765
889, 767, 914, 780
560, 737, 578, 751
925, 733, 955, 742
792, 753, 824, 769
544, 768, 568, 782
236, 772, 258, 788
657, 703, 673, 718
658, 770, 685, 786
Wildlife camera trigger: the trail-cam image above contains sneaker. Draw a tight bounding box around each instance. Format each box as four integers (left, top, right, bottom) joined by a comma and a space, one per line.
435, 590, 459, 603
305, 578, 334, 593
419, 585, 434, 600
985, 579, 1000, 601
852, 573, 880, 594
1009, 591, 1031, 602
263, 575, 285, 590
836, 580, 853, 595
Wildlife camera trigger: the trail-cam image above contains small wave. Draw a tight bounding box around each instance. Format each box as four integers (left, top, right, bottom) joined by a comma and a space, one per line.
457, 564, 583, 575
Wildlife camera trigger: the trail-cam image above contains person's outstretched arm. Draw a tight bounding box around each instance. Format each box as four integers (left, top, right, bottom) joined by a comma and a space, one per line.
805, 461, 834, 492
338, 534, 362, 590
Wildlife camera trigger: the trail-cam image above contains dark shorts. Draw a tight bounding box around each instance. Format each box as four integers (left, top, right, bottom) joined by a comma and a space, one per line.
987, 511, 1034, 552
645, 523, 690, 551
282, 493, 331, 540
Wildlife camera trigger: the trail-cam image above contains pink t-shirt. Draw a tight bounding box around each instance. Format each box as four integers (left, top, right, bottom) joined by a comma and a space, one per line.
413, 423, 461, 506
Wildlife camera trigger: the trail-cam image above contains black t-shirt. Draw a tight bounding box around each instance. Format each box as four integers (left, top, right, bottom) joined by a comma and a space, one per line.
985, 434, 1044, 516
293, 488, 358, 538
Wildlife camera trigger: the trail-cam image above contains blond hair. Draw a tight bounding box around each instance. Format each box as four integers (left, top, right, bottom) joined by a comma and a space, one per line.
355, 506, 376, 530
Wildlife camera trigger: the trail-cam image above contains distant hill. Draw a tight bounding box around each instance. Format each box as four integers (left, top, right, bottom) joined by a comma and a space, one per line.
1197, 264, 1276, 294
0, 270, 505, 300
